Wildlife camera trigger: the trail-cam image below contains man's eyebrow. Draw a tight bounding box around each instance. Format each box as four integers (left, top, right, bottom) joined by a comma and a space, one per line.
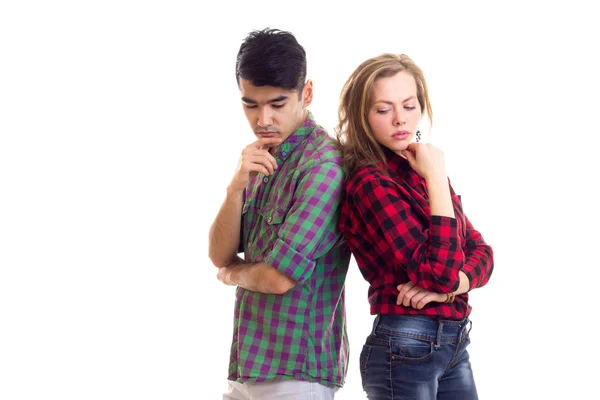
241, 97, 257, 104
241, 95, 289, 104
266, 95, 288, 103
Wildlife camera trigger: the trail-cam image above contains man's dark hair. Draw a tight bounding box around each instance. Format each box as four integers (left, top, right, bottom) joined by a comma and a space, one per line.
236, 28, 307, 93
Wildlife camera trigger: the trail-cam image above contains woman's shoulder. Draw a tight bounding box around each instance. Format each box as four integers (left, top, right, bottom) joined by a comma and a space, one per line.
345, 166, 394, 193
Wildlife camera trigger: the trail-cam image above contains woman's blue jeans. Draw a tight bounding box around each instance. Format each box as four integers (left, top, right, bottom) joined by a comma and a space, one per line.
359, 314, 478, 400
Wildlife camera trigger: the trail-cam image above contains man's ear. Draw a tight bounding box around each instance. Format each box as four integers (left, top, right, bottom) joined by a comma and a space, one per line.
302, 80, 313, 108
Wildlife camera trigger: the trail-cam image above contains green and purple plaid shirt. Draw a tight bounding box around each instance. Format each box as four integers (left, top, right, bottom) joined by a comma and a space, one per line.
229, 112, 351, 388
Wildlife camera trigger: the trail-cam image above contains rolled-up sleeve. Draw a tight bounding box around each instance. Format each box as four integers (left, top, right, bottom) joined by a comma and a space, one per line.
461, 215, 494, 290
265, 162, 344, 284
351, 176, 463, 293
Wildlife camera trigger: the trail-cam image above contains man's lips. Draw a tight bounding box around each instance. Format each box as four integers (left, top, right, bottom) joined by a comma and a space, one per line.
257, 131, 278, 137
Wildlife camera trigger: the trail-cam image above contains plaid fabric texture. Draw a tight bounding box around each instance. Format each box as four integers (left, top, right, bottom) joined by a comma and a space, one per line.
339, 148, 493, 320
229, 112, 351, 388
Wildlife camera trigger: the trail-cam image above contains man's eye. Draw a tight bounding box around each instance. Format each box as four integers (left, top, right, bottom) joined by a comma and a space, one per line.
243, 104, 257, 109
272, 104, 285, 109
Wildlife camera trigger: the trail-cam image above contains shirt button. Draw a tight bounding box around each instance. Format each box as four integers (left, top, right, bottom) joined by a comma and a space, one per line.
267, 216, 273, 223
263, 177, 269, 183
282, 151, 287, 156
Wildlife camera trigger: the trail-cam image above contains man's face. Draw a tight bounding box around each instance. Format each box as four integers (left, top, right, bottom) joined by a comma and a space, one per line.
239, 79, 312, 147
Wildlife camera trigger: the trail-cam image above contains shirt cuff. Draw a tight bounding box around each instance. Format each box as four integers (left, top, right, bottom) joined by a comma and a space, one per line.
265, 238, 315, 284
462, 262, 480, 290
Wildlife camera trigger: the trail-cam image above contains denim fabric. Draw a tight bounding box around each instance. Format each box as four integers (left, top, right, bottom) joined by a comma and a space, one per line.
360, 315, 478, 400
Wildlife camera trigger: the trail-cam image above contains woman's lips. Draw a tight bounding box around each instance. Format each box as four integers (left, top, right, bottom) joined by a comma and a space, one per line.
392, 130, 409, 140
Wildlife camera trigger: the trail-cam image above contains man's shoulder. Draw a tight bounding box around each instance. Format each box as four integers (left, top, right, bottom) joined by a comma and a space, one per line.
300, 125, 342, 165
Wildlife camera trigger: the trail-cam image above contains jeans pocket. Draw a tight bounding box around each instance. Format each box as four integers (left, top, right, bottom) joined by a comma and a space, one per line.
359, 344, 372, 389
391, 335, 434, 363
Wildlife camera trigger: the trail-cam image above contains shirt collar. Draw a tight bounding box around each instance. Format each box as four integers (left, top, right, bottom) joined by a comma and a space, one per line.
379, 146, 410, 176
274, 111, 316, 161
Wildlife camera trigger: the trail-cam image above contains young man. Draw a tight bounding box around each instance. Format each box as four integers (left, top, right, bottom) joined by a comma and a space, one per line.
208, 28, 351, 400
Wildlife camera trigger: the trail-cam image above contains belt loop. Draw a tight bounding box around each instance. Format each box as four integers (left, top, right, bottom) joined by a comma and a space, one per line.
434, 320, 443, 349
458, 319, 472, 343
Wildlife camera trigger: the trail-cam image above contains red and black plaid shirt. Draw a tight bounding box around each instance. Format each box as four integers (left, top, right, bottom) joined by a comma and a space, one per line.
339, 149, 493, 320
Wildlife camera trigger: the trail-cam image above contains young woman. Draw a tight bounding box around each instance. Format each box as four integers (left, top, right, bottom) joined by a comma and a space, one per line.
336, 53, 494, 399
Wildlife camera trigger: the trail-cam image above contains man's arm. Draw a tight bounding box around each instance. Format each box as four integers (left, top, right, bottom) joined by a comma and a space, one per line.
208, 137, 280, 269
261, 161, 346, 285
210, 194, 298, 294
208, 187, 244, 268
216, 261, 296, 295
212, 141, 345, 296
224, 159, 345, 295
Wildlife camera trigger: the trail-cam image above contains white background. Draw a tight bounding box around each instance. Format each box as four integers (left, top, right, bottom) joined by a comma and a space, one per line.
1, 1, 599, 399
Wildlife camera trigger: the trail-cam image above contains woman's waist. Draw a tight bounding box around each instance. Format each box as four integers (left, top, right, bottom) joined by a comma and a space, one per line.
372, 314, 470, 343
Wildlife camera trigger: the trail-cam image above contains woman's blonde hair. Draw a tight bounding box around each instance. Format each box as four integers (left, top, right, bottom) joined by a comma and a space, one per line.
336, 53, 433, 178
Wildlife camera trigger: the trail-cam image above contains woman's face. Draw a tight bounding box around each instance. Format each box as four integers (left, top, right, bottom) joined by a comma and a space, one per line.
367, 71, 422, 154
